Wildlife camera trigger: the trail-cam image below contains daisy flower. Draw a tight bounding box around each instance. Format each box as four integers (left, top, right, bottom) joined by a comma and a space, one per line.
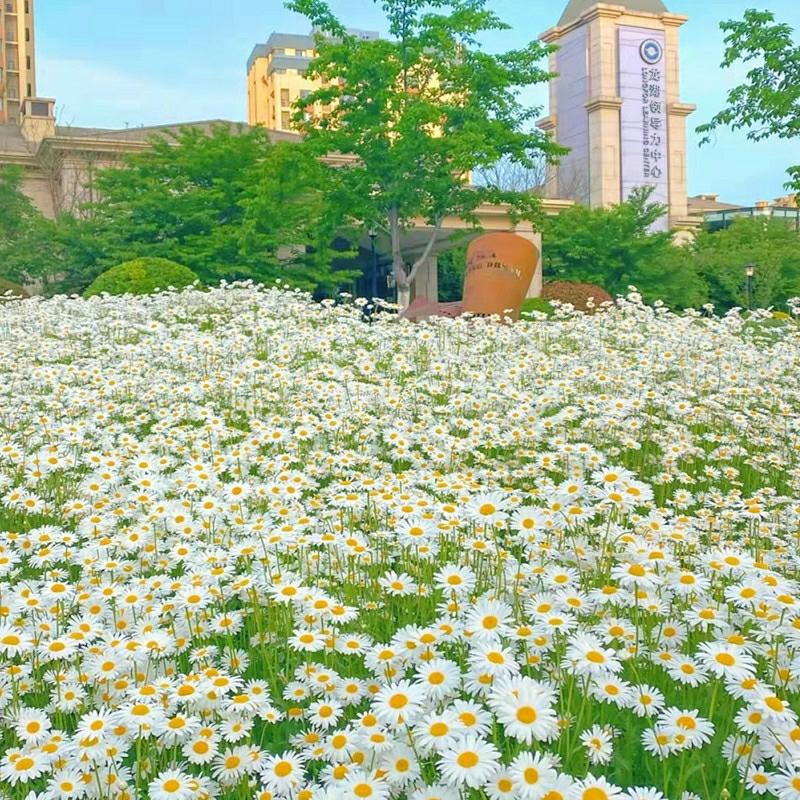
438, 733, 501, 789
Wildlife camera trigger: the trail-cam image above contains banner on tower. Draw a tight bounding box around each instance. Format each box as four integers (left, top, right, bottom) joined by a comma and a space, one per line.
618, 26, 669, 231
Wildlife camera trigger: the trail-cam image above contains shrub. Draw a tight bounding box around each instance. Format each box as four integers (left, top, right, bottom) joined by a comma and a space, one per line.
0, 277, 29, 298
520, 297, 555, 317
84, 258, 199, 298
542, 281, 612, 313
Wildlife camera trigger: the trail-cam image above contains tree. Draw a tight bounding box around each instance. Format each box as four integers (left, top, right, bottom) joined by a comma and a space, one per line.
286, 0, 565, 307
1, 212, 103, 294
437, 244, 468, 301
697, 9, 800, 193
0, 166, 36, 245
692, 218, 800, 311
1, 167, 97, 293
541, 188, 707, 308
88, 124, 359, 292
473, 153, 547, 194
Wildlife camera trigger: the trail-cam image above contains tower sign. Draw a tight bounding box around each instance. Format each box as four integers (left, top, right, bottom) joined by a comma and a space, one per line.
619, 26, 669, 229
538, 1, 697, 231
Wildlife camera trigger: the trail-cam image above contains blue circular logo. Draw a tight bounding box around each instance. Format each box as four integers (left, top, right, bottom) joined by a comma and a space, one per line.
640, 39, 664, 65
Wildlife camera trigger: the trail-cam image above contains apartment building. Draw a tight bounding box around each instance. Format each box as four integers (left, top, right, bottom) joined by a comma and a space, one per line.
246, 29, 378, 131
0, 0, 35, 124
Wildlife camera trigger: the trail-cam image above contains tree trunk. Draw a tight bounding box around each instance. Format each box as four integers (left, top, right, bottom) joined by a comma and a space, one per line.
397, 282, 411, 310
388, 205, 410, 309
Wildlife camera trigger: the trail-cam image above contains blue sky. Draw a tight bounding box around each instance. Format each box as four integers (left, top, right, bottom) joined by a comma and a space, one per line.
37, 1, 799, 205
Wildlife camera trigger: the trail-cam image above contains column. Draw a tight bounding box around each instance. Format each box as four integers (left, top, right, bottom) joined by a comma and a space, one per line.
412, 255, 439, 303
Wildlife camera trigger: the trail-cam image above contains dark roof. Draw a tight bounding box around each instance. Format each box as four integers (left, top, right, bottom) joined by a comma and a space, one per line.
54, 120, 301, 144
1, 120, 300, 159
559, 0, 668, 26
0, 123, 33, 155
248, 29, 379, 71
248, 33, 316, 72
688, 195, 742, 213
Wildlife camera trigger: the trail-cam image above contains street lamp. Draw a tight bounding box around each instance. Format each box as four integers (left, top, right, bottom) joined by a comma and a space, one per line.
745, 263, 755, 311
368, 229, 378, 301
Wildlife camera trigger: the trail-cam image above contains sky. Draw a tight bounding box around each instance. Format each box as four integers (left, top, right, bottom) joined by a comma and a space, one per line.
36, 1, 800, 205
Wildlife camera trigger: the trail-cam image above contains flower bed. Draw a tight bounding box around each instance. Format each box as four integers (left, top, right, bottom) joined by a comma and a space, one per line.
0, 286, 799, 800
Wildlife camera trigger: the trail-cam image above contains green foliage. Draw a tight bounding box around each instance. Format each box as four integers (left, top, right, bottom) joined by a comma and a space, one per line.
542, 187, 707, 308
83, 258, 200, 298
286, 0, 566, 303
520, 296, 554, 316
692, 218, 800, 311
437, 245, 467, 302
0, 167, 36, 244
1, 167, 96, 294
697, 9, 799, 193
87, 126, 359, 293
5, 214, 105, 296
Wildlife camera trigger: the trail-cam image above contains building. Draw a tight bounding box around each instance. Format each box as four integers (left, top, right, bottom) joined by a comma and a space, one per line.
538, 0, 697, 232
0, 0, 35, 125
247, 29, 378, 131
688, 195, 800, 233
1, 103, 568, 300
0, 107, 299, 219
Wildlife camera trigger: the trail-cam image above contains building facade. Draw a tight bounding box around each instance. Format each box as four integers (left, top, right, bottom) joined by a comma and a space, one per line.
539, 0, 697, 231
0, 0, 35, 125
247, 29, 378, 131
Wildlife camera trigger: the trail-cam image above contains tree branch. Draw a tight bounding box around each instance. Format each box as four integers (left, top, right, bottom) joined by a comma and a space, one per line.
406, 217, 444, 284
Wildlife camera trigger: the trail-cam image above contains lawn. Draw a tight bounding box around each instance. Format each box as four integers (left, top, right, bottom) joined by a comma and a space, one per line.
0, 286, 799, 800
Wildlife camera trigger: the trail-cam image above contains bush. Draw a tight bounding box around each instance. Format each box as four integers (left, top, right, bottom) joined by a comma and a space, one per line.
542, 281, 612, 313
520, 297, 555, 317
84, 258, 199, 298
0, 277, 29, 298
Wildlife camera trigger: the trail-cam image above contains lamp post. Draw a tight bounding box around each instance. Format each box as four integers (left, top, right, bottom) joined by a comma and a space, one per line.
368, 230, 378, 301
745, 263, 755, 311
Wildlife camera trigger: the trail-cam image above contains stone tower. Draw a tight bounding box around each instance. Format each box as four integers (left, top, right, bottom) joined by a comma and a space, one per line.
538, 1, 696, 230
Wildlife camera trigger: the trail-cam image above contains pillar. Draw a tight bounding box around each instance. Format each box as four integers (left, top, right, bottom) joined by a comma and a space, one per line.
413, 255, 439, 303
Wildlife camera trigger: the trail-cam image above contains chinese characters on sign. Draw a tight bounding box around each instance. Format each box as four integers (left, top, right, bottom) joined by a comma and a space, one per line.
619, 27, 669, 231
641, 66, 664, 182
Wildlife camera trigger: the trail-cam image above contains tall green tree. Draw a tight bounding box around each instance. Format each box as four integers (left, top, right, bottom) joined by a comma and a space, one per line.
88, 125, 359, 292
693, 218, 800, 311
286, 0, 565, 307
1, 167, 95, 293
697, 9, 799, 193
0, 166, 36, 245
541, 188, 707, 308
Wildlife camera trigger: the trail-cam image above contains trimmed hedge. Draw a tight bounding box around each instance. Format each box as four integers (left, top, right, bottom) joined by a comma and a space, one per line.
84, 258, 199, 298
542, 281, 612, 313
520, 297, 555, 317
0, 277, 29, 298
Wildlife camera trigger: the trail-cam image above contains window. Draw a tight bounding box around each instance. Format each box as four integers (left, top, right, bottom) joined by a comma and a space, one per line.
300, 89, 311, 99
280, 88, 290, 106
25, 0, 29, 12
26, 82, 31, 96
296, 49, 306, 57
281, 111, 291, 129
31, 100, 49, 116
25, 27, 30, 42
26, 56, 31, 69
273, 48, 285, 56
